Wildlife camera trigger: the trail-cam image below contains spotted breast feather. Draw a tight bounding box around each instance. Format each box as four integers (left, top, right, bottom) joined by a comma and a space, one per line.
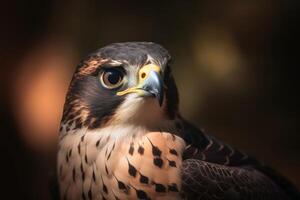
58, 127, 186, 200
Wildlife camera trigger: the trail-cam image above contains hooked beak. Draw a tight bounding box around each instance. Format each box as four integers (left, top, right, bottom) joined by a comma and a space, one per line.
141, 70, 164, 106
117, 64, 164, 106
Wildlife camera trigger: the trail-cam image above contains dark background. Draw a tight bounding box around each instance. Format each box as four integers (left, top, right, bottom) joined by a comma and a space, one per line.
1, 0, 299, 199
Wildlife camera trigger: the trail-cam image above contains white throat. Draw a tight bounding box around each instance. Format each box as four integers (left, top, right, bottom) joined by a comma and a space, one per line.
111, 93, 168, 128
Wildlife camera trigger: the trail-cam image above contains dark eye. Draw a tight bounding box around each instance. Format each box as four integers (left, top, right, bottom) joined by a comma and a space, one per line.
100, 68, 124, 89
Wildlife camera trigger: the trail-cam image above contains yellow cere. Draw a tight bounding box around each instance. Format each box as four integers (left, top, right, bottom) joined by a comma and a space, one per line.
117, 64, 161, 96
138, 64, 161, 80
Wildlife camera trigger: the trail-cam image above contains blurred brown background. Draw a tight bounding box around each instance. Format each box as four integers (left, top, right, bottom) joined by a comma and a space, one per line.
0, 0, 299, 199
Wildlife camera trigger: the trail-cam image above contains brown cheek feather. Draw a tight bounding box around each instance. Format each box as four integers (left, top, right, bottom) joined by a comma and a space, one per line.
62, 73, 125, 131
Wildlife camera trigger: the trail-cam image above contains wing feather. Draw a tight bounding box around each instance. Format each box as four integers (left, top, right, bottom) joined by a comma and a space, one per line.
182, 159, 288, 200
180, 120, 300, 199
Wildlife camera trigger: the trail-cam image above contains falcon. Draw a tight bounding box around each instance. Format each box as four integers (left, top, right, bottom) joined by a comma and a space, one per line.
57, 42, 299, 200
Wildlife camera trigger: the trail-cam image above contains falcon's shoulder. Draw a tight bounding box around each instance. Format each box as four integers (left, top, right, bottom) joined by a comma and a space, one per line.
179, 120, 257, 166
179, 119, 300, 200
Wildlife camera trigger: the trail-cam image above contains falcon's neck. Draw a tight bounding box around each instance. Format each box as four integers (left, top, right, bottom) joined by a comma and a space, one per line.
59, 117, 179, 146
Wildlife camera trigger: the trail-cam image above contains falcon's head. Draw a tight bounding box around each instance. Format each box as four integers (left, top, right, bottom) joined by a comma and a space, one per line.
61, 42, 179, 131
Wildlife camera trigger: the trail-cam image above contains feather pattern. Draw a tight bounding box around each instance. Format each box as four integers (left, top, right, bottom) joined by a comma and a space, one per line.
58, 125, 186, 200
180, 120, 300, 200
57, 42, 300, 200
